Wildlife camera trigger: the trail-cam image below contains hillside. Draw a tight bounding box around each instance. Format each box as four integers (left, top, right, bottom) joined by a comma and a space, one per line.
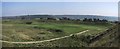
2, 18, 119, 47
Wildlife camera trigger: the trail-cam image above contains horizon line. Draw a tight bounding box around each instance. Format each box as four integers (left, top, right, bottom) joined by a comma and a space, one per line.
2, 14, 118, 17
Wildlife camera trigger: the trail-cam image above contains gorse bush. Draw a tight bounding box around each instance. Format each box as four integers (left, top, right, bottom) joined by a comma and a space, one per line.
25, 22, 32, 24
71, 35, 93, 43
47, 29, 64, 33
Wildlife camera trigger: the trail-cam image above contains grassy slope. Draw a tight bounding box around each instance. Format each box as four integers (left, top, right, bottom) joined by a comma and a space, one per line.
2, 20, 113, 47
89, 24, 119, 47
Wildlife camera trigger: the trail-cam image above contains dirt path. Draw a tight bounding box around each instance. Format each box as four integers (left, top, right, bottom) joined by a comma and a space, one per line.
0, 30, 89, 44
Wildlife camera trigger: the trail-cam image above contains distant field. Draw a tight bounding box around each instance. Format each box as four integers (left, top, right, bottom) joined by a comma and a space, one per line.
2, 19, 114, 47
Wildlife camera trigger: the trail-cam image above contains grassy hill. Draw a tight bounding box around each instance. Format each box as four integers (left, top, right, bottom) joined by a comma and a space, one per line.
2, 19, 118, 47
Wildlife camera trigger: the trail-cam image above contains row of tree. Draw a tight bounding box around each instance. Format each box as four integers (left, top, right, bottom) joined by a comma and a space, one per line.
20, 16, 108, 23
60, 17, 108, 23
82, 18, 108, 22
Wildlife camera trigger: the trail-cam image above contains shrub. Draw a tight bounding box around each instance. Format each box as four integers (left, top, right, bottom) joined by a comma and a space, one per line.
71, 35, 92, 43
47, 29, 63, 33
25, 22, 32, 24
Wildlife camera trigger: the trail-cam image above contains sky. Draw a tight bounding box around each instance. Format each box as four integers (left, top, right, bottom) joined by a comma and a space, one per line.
1, 0, 120, 2
2, 2, 118, 17
0, 2, 2, 17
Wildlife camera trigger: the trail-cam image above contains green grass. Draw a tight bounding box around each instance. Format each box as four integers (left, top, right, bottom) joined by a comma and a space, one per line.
2, 19, 113, 47
89, 25, 119, 47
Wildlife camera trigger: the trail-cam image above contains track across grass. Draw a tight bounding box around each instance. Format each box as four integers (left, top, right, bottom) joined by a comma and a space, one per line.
1, 30, 89, 44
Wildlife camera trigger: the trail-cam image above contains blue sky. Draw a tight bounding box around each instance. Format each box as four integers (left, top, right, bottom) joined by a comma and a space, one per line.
2, 2, 118, 17
1, 0, 120, 2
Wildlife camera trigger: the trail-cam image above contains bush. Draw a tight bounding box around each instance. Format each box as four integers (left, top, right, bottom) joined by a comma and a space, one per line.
25, 22, 32, 24
71, 35, 92, 43
47, 29, 63, 33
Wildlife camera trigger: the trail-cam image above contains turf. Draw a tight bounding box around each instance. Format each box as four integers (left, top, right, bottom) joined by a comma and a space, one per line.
2, 19, 113, 47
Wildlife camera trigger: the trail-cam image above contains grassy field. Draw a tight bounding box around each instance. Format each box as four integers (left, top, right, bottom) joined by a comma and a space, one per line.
2, 19, 114, 47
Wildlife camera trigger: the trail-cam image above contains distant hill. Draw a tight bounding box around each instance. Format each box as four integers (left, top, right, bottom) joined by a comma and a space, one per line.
2, 15, 118, 21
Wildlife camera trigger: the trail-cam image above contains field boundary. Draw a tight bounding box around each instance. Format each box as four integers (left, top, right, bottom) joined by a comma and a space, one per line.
0, 30, 89, 44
